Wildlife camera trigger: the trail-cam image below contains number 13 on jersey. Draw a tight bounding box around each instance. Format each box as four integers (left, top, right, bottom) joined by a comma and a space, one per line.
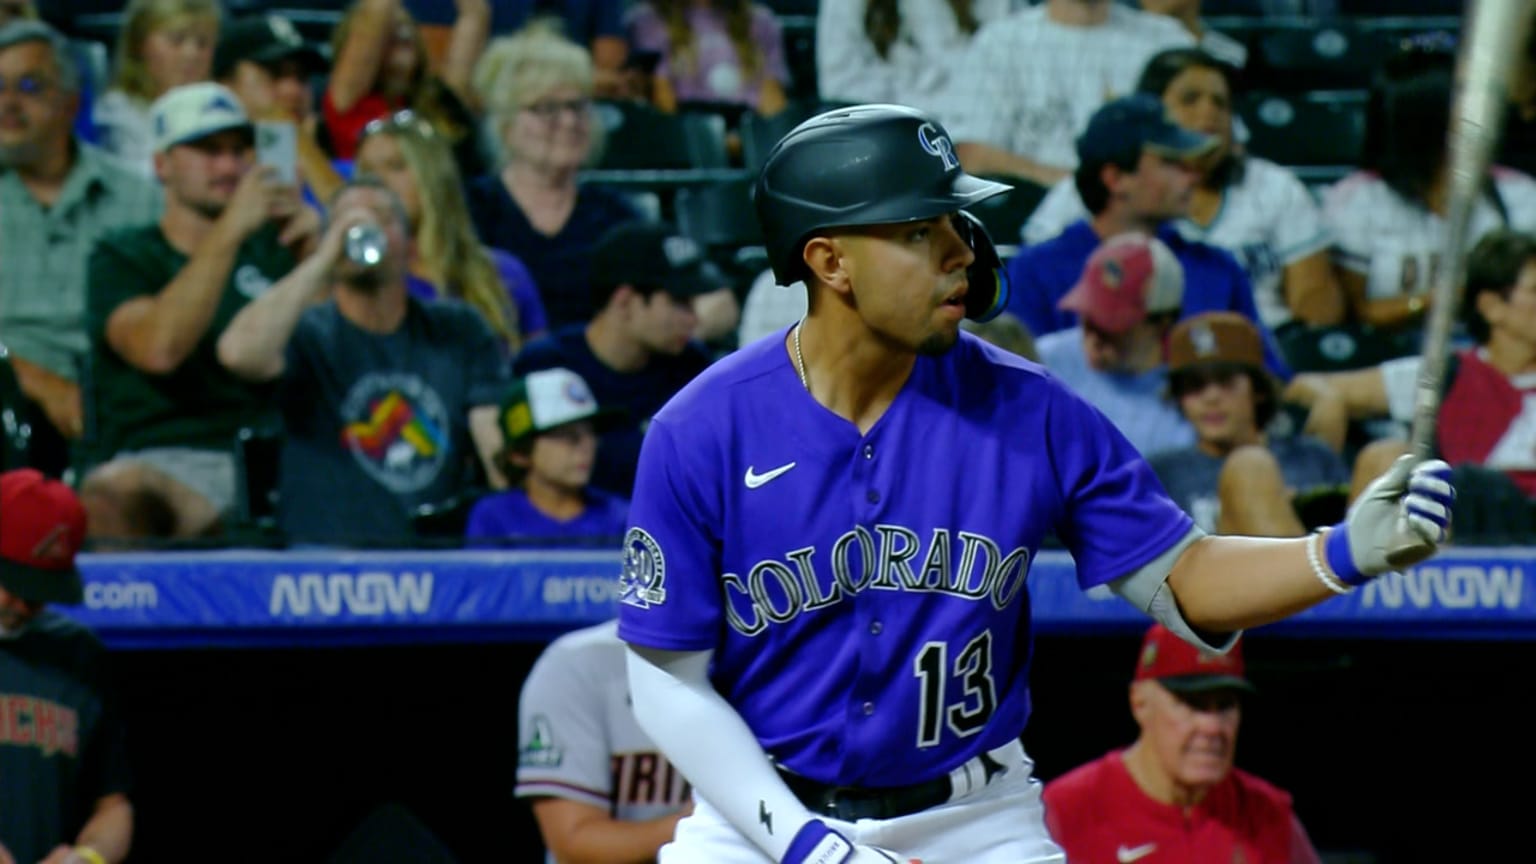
913, 630, 999, 747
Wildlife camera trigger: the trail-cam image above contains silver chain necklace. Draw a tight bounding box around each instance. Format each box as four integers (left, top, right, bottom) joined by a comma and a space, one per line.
792, 321, 809, 391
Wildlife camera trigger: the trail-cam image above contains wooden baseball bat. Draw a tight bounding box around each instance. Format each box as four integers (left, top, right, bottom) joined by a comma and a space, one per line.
1408, 0, 1536, 458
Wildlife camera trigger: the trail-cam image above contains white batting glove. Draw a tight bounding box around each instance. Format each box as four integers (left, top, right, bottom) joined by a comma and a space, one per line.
781, 821, 921, 864
1327, 456, 1455, 584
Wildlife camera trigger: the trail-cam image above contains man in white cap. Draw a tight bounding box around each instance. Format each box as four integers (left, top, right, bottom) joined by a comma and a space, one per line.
80, 82, 318, 543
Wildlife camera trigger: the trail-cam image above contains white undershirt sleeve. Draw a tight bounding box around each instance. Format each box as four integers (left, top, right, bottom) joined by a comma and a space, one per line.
625, 644, 817, 861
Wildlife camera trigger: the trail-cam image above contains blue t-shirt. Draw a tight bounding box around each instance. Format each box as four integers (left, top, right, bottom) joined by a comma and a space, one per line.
467, 177, 641, 329
465, 487, 629, 545
405, 247, 549, 340
513, 325, 712, 496
617, 330, 1195, 788
1035, 327, 1196, 457
1006, 220, 1291, 378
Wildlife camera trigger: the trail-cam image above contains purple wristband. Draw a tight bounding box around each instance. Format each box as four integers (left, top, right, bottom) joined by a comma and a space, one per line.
1324, 525, 1372, 587
783, 820, 852, 864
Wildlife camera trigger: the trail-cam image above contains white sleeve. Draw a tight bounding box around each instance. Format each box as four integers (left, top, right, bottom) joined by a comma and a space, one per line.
516, 640, 612, 807
1106, 525, 1240, 655
1021, 178, 1087, 246
1320, 176, 1372, 274
943, 23, 1015, 147
1263, 163, 1332, 264
816, 0, 894, 105
626, 645, 815, 861
1494, 169, 1536, 231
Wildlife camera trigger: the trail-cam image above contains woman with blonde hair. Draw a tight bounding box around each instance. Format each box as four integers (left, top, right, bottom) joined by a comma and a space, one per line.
324, 0, 489, 177
355, 111, 546, 352
626, 0, 789, 114
468, 25, 642, 328
95, 0, 219, 176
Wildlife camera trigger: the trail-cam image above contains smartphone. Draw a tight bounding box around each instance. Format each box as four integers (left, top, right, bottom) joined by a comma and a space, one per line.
254, 120, 298, 184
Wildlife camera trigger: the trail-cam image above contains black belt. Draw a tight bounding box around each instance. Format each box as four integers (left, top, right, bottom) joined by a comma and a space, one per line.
776, 768, 953, 821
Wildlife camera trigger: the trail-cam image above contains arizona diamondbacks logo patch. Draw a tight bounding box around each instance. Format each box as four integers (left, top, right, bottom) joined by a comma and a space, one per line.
619, 527, 667, 608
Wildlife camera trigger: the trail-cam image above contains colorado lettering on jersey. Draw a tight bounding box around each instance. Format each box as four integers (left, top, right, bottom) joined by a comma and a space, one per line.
717, 525, 1031, 637
0, 694, 80, 758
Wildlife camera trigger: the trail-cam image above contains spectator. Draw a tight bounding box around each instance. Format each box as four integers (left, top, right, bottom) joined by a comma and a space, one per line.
1008, 94, 1288, 374
516, 619, 691, 864
1323, 37, 1536, 335
949, 0, 1192, 186
212, 14, 335, 203
1044, 624, 1321, 864
355, 109, 547, 351
94, 0, 219, 178
217, 178, 507, 546
406, 0, 632, 99
1036, 232, 1195, 456
81, 83, 316, 542
513, 220, 718, 496
323, 0, 490, 174
469, 25, 643, 329
1148, 312, 1352, 536
0, 21, 160, 477
0, 469, 133, 864
626, 0, 788, 115
1025, 48, 1343, 332
465, 367, 626, 544
815, 0, 1012, 118
1139, 0, 1246, 67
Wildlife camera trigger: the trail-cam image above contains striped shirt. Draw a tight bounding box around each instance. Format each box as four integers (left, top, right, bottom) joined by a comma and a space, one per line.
946, 4, 1192, 170
0, 141, 160, 380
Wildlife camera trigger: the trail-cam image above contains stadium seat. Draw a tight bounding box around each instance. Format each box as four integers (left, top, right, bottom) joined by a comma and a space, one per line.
1277, 323, 1419, 373
780, 16, 818, 103
593, 102, 729, 171
674, 179, 769, 278
967, 178, 1050, 249
1246, 20, 1391, 91
233, 426, 282, 536
1239, 90, 1367, 167
0, 345, 32, 472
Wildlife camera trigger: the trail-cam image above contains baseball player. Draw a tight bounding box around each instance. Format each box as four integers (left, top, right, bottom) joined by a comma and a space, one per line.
615, 104, 1455, 864
516, 619, 690, 863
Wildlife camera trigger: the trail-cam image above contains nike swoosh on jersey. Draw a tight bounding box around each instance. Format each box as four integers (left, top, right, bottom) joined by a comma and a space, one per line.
744, 462, 796, 488
1116, 843, 1157, 863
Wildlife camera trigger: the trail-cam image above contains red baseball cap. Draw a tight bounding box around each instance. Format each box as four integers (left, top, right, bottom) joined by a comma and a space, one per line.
0, 469, 86, 605
1058, 232, 1184, 335
1133, 624, 1254, 694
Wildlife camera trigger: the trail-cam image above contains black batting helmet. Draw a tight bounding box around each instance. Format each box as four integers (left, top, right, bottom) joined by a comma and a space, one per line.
753, 104, 1014, 321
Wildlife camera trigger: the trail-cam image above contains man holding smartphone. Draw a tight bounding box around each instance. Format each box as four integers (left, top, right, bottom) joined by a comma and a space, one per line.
80, 82, 319, 543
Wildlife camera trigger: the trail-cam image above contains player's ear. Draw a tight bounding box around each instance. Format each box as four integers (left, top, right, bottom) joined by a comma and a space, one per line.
802, 235, 851, 297
1128, 681, 1152, 725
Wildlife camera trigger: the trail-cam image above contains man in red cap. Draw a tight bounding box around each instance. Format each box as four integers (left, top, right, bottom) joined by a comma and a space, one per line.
1043, 624, 1319, 864
0, 469, 132, 864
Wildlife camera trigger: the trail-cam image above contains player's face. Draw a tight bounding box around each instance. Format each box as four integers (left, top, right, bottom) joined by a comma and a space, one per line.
1124, 151, 1198, 223
630, 290, 700, 356
1176, 367, 1258, 448
839, 215, 975, 355
0, 585, 42, 632
1162, 66, 1233, 155
158, 130, 255, 219
529, 421, 598, 492
1484, 259, 1536, 348
1141, 682, 1241, 790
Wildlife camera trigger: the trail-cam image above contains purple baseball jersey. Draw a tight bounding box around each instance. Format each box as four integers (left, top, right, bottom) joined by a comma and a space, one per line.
617, 329, 1194, 788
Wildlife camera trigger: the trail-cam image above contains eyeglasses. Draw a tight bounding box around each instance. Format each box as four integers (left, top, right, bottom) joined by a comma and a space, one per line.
0, 73, 53, 99
361, 109, 435, 141
521, 98, 591, 120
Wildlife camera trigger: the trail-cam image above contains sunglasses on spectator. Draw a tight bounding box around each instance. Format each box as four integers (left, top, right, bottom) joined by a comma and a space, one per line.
0, 73, 52, 99
361, 109, 435, 141
522, 98, 591, 120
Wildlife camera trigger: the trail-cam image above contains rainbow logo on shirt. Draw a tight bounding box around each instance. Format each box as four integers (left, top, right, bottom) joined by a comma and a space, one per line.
338, 372, 451, 494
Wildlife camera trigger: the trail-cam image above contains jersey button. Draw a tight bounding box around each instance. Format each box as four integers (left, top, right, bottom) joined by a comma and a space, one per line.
866, 489, 879, 504
862, 445, 874, 460
869, 620, 883, 635
862, 701, 875, 715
